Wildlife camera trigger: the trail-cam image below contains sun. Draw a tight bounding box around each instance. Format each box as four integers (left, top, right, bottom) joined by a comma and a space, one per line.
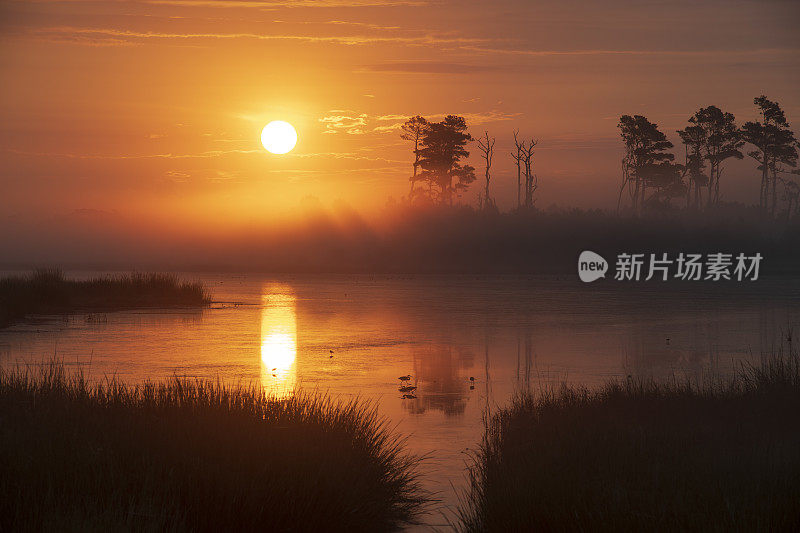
261, 121, 297, 154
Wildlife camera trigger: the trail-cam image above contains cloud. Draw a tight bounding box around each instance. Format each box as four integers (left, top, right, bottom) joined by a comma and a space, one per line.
4, 148, 261, 160
319, 113, 369, 135
143, 0, 428, 7
458, 45, 800, 58
361, 61, 501, 74
25, 26, 485, 47
372, 124, 405, 133
376, 114, 409, 121
318, 110, 519, 135
165, 170, 192, 182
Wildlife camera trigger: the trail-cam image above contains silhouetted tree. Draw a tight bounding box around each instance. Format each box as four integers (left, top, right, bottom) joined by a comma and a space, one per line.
618, 115, 683, 213
477, 131, 496, 210
522, 138, 538, 208
511, 132, 537, 209
417, 115, 476, 205
678, 106, 742, 210
677, 123, 707, 210
782, 178, 800, 220
741, 96, 798, 216
698, 106, 743, 207
511, 130, 523, 208
400, 116, 429, 199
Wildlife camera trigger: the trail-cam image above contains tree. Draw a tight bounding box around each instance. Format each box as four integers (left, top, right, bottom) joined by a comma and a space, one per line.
618, 115, 683, 214
522, 138, 538, 208
511, 130, 523, 208
417, 115, 476, 205
677, 123, 707, 209
477, 131, 496, 210
678, 106, 742, 210
697, 106, 743, 207
400, 116, 429, 199
741, 96, 798, 216
781, 178, 800, 220
511, 131, 538, 209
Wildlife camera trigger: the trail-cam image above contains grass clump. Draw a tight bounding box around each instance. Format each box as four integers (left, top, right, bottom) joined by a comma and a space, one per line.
0, 365, 426, 532
458, 340, 800, 532
0, 268, 211, 326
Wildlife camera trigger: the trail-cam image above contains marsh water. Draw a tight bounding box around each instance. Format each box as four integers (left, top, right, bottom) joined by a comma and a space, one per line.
1, 273, 799, 529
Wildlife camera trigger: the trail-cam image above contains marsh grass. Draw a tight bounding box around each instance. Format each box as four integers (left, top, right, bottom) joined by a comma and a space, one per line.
0, 268, 211, 326
0, 364, 426, 532
457, 339, 800, 532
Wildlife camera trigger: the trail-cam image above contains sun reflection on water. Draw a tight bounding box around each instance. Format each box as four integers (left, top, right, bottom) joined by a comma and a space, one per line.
260, 287, 297, 394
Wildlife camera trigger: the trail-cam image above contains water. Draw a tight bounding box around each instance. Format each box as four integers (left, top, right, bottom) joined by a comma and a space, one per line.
2, 273, 799, 529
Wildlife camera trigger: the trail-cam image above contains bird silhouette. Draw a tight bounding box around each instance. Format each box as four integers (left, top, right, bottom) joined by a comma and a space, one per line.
398, 385, 417, 393
401, 394, 417, 399
398, 375, 411, 382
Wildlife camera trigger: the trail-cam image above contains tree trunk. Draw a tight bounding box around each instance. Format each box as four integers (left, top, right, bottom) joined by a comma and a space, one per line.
761, 148, 769, 212
409, 139, 419, 196
707, 164, 715, 209
640, 178, 647, 214
448, 176, 453, 206
695, 181, 702, 210
771, 169, 778, 217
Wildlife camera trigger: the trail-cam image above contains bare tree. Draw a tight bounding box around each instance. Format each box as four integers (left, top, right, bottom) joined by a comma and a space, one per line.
511, 130, 524, 209
522, 138, 538, 208
477, 131, 496, 209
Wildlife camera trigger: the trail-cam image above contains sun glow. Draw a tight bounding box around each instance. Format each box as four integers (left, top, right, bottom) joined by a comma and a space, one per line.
260, 120, 297, 154
260, 287, 297, 393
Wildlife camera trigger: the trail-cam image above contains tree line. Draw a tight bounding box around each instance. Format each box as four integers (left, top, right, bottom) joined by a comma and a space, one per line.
400, 115, 538, 210
399, 95, 799, 218
618, 95, 799, 218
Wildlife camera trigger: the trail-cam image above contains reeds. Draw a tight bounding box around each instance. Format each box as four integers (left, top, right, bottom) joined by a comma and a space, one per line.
0, 269, 211, 326
0, 364, 427, 531
457, 338, 800, 532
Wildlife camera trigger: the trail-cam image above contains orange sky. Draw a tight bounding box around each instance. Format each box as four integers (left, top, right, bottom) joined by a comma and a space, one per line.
1, 0, 799, 230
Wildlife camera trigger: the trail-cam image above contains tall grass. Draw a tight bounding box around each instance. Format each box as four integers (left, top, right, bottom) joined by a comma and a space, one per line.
457, 338, 800, 532
0, 364, 426, 531
0, 268, 211, 326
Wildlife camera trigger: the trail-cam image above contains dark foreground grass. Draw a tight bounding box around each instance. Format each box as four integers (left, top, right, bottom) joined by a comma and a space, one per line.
458, 342, 800, 532
0, 269, 210, 327
0, 365, 426, 532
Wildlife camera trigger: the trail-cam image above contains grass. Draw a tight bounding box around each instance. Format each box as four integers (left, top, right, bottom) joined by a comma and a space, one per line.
0, 268, 211, 327
457, 338, 800, 532
0, 364, 426, 532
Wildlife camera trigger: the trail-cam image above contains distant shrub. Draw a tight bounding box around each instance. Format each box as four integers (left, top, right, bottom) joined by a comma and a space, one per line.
0, 270, 211, 326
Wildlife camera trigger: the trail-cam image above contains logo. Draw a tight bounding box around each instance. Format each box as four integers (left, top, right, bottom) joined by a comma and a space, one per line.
578, 250, 608, 282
